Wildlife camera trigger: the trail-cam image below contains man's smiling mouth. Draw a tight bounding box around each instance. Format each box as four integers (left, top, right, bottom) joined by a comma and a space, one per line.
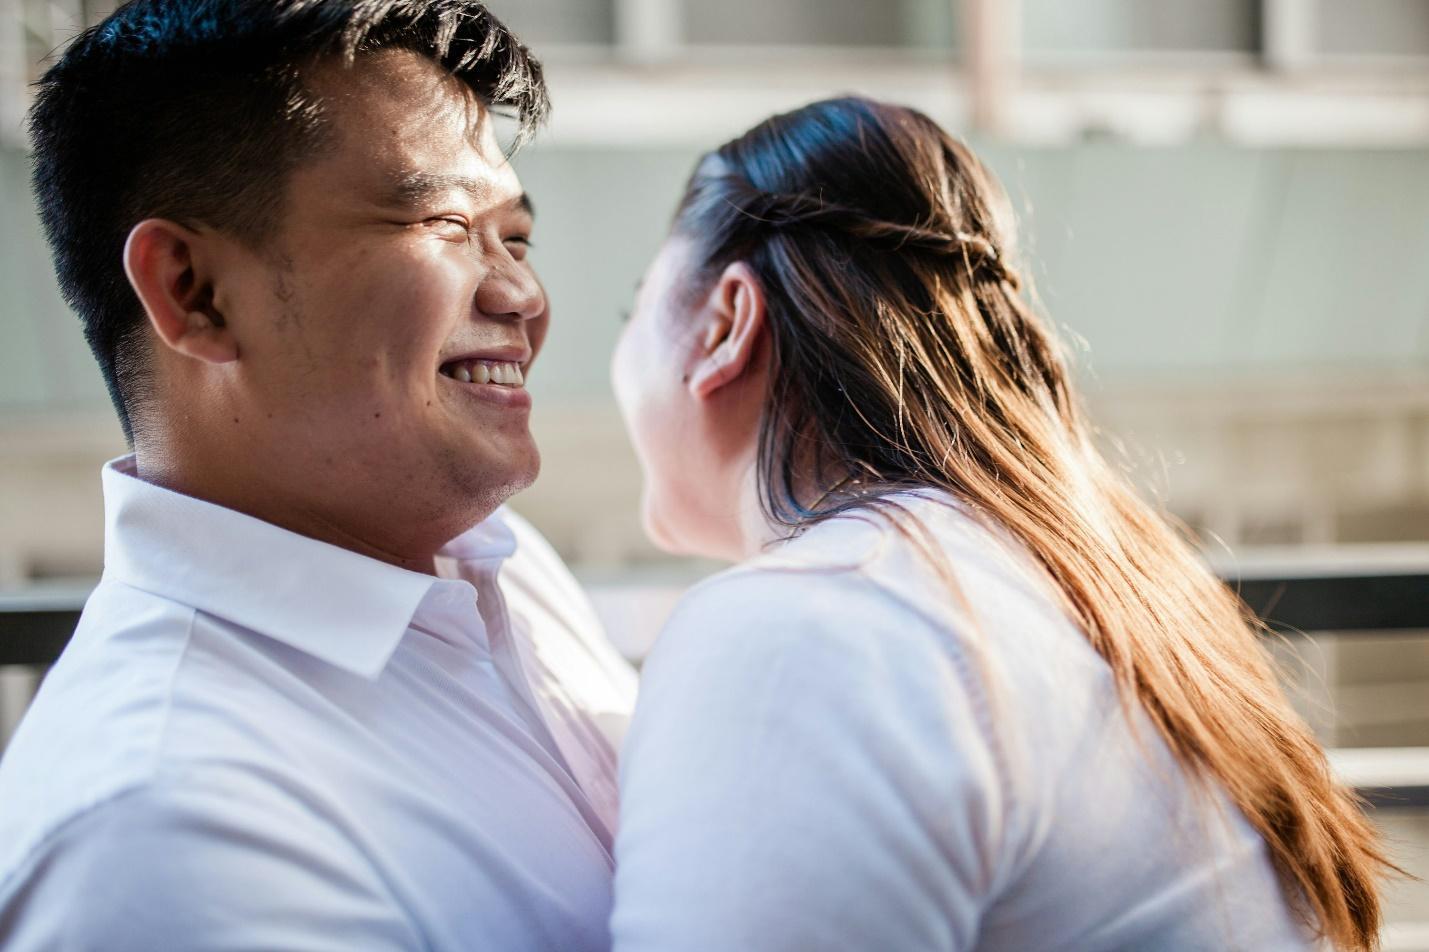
439, 358, 525, 387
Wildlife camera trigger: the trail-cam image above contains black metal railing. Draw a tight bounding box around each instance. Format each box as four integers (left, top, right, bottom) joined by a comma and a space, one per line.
4, 562, 1428, 806
1224, 558, 1429, 808
0, 591, 86, 668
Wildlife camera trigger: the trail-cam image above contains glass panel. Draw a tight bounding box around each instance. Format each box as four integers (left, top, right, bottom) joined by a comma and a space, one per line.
483, 0, 616, 46
1023, 0, 1260, 56
1316, 0, 1429, 57
682, 0, 956, 50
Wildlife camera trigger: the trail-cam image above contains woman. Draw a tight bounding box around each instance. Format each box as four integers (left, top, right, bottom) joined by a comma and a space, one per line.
608, 97, 1391, 951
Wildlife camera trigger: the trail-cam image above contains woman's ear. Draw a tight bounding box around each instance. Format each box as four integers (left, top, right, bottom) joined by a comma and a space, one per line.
123, 218, 238, 365
688, 261, 766, 400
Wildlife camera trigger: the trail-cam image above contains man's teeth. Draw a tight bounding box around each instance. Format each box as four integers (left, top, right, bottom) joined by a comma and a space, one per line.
441, 360, 525, 387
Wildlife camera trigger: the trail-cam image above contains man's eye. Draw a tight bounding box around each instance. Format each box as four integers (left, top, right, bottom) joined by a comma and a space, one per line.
428, 217, 470, 235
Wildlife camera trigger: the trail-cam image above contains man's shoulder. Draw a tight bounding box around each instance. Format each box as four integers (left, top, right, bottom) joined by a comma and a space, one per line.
0, 579, 216, 881
0, 760, 417, 951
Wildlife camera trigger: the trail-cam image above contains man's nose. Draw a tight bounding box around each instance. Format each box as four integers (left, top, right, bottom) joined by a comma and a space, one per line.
474, 258, 545, 322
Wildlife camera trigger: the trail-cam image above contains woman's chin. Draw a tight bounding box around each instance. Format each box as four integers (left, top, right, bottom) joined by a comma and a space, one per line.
642, 510, 690, 557
642, 505, 714, 560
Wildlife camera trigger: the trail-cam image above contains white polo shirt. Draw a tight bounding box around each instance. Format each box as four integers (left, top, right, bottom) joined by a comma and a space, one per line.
0, 456, 636, 951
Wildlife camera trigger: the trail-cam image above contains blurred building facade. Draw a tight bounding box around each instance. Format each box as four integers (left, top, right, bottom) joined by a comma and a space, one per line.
2, 0, 1429, 940
3, 0, 1429, 580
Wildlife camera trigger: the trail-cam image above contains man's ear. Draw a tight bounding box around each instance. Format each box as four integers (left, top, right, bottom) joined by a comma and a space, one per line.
123, 218, 238, 365
688, 261, 766, 400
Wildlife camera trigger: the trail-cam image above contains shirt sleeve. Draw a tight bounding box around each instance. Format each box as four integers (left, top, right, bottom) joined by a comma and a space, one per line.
611, 569, 1015, 952
0, 766, 424, 952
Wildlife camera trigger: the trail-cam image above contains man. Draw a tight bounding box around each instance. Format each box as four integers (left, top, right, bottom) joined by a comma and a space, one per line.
0, 2, 636, 948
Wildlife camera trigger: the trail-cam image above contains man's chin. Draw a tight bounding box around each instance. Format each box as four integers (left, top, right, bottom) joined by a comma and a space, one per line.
505, 452, 541, 498
458, 440, 541, 508
506, 437, 541, 491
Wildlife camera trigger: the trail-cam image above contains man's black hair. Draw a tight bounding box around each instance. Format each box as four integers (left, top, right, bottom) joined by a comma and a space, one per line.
28, 0, 549, 443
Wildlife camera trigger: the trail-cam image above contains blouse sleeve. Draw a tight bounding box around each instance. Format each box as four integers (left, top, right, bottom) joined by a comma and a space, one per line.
610, 568, 1017, 952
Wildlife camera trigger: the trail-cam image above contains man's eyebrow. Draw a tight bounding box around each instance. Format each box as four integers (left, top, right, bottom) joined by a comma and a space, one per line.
385, 172, 535, 219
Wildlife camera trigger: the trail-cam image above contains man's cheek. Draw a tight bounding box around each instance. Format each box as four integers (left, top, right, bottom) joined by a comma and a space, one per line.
528, 315, 551, 365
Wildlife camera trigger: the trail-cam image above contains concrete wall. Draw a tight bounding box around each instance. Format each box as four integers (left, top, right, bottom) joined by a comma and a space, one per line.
3, 117, 1429, 952
3, 141, 1428, 579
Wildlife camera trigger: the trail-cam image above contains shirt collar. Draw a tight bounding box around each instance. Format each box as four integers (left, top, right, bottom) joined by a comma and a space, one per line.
438, 507, 518, 563
100, 455, 514, 679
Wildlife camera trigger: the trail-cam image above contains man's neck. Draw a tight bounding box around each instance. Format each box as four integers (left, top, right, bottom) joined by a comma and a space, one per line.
132, 445, 442, 576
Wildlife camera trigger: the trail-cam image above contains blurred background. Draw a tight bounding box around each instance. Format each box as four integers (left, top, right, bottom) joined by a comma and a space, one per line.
2, 0, 1428, 942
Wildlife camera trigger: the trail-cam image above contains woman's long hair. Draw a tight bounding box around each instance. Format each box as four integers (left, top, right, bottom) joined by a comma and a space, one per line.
672, 96, 1391, 950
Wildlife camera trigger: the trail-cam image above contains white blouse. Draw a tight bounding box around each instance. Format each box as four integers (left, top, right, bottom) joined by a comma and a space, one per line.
611, 491, 1318, 951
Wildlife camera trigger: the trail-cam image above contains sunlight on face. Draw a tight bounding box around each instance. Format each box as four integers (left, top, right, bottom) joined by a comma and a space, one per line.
228, 48, 550, 544
611, 237, 752, 559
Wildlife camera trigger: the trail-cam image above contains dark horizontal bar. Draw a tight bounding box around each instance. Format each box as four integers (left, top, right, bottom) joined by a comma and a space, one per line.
2, 574, 1427, 669
1230, 574, 1429, 634
0, 609, 81, 667
1359, 785, 1429, 810
3, 577, 1428, 808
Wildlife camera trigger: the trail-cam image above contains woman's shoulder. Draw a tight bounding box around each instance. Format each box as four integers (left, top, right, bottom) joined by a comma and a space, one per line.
652, 553, 926, 675
645, 492, 1029, 695
637, 528, 1010, 782
644, 489, 1109, 748
682, 490, 1057, 638
618, 505, 1051, 952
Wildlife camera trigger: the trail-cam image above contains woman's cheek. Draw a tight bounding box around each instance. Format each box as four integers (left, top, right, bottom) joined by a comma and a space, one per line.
610, 332, 646, 445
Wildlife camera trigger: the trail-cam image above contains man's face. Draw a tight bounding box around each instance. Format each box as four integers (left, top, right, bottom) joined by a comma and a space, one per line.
218, 49, 547, 551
